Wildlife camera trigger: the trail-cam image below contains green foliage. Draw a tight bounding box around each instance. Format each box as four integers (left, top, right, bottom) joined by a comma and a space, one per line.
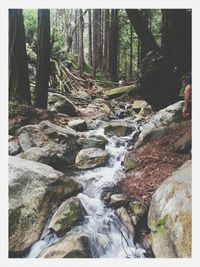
23, 9, 37, 46
9, 101, 33, 118
26, 44, 37, 62
156, 215, 168, 237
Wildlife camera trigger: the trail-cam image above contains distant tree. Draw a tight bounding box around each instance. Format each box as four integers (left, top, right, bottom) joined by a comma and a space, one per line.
35, 9, 50, 109
9, 9, 31, 103
103, 9, 110, 77
92, 9, 98, 79
110, 9, 119, 82
88, 9, 93, 66
78, 9, 84, 73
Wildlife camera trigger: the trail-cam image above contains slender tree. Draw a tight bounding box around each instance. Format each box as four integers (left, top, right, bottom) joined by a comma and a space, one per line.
88, 9, 93, 66
9, 9, 31, 103
129, 24, 133, 80
97, 9, 103, 68
92, 9, 98, 79
103, 9, 110, 76
35, 9, 50, 109
77, 9, 84, 73
110, 9, 119, 82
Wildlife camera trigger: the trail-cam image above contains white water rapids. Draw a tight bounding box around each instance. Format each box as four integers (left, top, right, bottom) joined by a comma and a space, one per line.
27, 127, 146, 258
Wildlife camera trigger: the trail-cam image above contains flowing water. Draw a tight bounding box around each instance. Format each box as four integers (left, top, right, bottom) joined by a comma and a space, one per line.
27, 126, 146, 258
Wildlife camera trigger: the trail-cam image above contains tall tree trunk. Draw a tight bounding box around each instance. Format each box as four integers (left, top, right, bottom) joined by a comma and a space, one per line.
72, 9, 79, 57
9, 9, 31, 103
103, 9, 110, 77
110, 9, 119, 82
78, 9, 84, 73
161, 9, 191, 73
35, 9, 50, 109
129, 25, 133, 80
126, 9, 159, 54
97, 9, 102, 69
92, 9, 98, 79
88, 9, 93, 66
140, 10, 150, 60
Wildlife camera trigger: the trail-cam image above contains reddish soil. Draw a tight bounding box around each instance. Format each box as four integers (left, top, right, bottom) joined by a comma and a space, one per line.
117, 121, 191, 205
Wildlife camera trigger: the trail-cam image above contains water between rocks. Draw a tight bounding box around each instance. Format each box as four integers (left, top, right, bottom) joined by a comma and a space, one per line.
27, 126, 146, 258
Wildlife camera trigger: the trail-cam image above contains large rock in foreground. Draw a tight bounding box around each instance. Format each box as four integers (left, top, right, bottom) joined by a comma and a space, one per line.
75, 148, 109, 169
148, 160, 191, 258
39, 234, 92, 258
18, 120, 79, 167
9, 156, 82, 256
48, 197, 85, 236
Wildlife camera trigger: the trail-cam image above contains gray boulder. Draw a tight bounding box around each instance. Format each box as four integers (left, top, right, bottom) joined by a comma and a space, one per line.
78, 136, 108, 150
48, 197, 85, 236
48, 93, 78, 116
39, 234, 92, 258
75, 148, 109, 170
18, 120, 79, 166
68, 119, 87, 132
135, 101, 184, 147
132, 100, 148, 113
9, 156, 82, 255
104, 122, 132, 137
148, 160, 191, 258
116, 207, 135, 235
21, 146, 57, 165
174, 128, 191, 153
110, 194, 129, 209
9, 140, 21, 156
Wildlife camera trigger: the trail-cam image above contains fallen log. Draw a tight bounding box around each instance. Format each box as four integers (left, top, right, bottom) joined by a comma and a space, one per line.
105, 84, 138, 98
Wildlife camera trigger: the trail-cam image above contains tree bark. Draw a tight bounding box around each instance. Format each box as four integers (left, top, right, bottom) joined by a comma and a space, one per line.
35, 9, 50, 109
110, 9, 119, 82
88, 9, 93, 66
77, 9, 84, 73
103, 9, 110, 77
161, 9, 191, 72
9, 9, 31, 103
92, 9, 98, 79
126, 9, 159, 54
97, 9, 102, 68
129, 24, 133, 80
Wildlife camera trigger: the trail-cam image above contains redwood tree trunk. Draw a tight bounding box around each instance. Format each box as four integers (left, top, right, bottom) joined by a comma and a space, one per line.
35, 9, 50, 109
88, 9, 93, 66
92, 9, 98, 79
110, 9, 119, 82
9, 9, 31, 103
126, 9, 159, 54
129, 24, 133, 80
161, 9, 191, 73
78, 9, 84, 73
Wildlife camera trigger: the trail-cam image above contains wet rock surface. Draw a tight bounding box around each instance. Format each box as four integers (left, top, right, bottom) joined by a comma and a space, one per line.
9, 156, 82, 255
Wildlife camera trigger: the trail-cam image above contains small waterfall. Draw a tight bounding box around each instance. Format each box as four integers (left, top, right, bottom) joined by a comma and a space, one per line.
27, 126, 146, 258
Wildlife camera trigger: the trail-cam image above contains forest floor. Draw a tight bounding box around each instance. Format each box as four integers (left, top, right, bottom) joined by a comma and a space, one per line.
117, 121, 191, 205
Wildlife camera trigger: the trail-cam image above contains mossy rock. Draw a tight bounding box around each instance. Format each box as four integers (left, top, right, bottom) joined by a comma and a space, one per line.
48, 197, 85, 236
9, 101, 33, 119
124, 159, 137, 172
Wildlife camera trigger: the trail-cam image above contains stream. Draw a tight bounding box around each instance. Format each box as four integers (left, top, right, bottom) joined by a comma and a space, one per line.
27, 125, 146, 258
